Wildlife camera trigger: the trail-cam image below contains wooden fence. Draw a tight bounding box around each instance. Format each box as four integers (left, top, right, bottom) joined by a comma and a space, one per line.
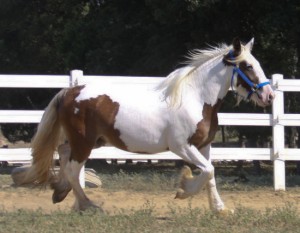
1, 70, 300, 190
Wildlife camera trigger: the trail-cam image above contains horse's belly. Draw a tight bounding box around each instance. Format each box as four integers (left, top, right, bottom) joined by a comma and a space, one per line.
114, 107, 169, 154
116, 132, 168, 154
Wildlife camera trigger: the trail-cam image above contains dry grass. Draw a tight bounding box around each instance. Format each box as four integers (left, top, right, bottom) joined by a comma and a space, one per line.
1, 163, 300, 232
0, 201, 299, 233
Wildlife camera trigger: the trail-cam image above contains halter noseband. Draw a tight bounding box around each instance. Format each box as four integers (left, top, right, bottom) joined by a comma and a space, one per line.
229, 50, 270, 99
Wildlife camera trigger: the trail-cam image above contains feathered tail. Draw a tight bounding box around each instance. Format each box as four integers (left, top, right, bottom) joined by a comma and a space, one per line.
12, 89, 67, 186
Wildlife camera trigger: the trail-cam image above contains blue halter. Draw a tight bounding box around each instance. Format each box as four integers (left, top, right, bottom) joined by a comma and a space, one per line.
229, 51, 270, 99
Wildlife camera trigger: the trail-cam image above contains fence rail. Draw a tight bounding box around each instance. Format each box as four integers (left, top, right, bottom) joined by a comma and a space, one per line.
0, 70, 300, 190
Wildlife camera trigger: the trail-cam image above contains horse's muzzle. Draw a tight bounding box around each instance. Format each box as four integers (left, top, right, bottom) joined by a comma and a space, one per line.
267, 92, 275, 104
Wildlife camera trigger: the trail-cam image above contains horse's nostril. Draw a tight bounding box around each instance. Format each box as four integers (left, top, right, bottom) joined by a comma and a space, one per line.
268, 93, 275, 103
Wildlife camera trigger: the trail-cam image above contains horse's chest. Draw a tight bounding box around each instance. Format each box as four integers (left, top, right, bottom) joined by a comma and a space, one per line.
188, 100, 222, 149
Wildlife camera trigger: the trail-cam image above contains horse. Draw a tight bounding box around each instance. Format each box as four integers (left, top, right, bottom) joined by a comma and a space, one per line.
12, 38, 274, 214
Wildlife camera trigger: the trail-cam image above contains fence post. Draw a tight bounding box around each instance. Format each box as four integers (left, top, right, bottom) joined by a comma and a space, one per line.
70, 70, 83, 87
272, 74, 285, 191
69, 70, 85, 188
79, 165, 85, 188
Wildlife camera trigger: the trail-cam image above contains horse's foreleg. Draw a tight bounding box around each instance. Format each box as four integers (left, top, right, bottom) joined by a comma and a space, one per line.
201, 145, 234, 215
205, 177, 233, 215
173, 145, 214, 199
206, 177, 224, 210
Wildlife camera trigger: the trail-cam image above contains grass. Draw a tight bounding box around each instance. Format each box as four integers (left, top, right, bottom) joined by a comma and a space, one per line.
0, 203, 300, 233
92, 162, 300, 192
1, 163, 300, 232
99, 168, 178, 192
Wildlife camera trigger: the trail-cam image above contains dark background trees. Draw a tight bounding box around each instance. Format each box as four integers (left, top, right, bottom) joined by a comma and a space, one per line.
0, 0, 299, 143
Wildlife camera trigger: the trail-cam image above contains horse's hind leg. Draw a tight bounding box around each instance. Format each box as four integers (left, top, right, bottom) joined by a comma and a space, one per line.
65, 158, 99, 211
51, 143, 72, 203
62, 141, 100, 211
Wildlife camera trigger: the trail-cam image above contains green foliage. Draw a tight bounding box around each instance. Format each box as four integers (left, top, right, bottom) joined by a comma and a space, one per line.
0, 0, 300, 142
1, 0, 299, 76
0, 203, 300, 233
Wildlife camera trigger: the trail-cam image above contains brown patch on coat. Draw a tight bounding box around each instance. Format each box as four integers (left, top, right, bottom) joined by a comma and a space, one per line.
188, 99, 223, 149
236, 61, 260, 91
58, 85, 127, 163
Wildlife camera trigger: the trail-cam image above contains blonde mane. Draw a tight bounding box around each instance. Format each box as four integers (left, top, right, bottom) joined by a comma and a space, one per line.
157, 43, 249, 107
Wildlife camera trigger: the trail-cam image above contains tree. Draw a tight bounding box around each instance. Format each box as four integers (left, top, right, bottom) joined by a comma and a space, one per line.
0, 0, 299, 142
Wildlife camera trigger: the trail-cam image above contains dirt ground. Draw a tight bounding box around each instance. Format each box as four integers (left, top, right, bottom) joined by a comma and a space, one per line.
1, 134, 300, 215
1, 185, 299, 214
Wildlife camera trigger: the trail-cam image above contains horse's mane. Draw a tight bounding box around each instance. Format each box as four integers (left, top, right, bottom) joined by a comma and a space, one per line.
157, 43, 249, 107
186, 43, 230, 67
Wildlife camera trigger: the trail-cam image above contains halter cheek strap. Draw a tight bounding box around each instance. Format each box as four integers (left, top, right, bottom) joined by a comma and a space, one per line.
229, 50, 270, 99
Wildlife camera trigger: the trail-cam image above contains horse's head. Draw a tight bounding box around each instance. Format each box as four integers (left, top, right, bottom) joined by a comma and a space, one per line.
224, 38, 275, 107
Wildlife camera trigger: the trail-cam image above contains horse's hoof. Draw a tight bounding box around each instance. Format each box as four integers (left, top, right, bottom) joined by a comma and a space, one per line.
216, 207, 234, 216
51, 182, 72, 203
181, 165, 193, 179
89, 203, 104, 213
175, 166, 195, 200
52, 189, 71, 203
174, 188, 190, 199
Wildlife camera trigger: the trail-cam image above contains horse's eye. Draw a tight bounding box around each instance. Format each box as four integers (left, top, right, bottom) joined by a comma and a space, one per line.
247, 65, 253, 71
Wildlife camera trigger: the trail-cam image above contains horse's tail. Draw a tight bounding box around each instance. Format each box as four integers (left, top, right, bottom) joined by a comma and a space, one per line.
12, 89, 67, 186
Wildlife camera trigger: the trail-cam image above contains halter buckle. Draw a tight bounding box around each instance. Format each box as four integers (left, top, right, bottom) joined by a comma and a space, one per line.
251, 84, 258, 93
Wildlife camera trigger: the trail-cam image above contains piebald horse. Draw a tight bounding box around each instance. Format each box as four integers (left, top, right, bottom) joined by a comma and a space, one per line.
12, 38, 274, 214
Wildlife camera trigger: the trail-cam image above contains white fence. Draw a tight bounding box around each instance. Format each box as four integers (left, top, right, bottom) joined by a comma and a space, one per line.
1, 70, 300, 190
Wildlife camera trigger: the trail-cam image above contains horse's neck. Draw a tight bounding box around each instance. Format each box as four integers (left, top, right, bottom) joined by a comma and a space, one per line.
193, 57, 232, 106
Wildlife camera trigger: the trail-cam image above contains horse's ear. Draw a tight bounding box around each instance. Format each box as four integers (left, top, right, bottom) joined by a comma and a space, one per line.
232, 37, 241, 52
245, 38, 254, 51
